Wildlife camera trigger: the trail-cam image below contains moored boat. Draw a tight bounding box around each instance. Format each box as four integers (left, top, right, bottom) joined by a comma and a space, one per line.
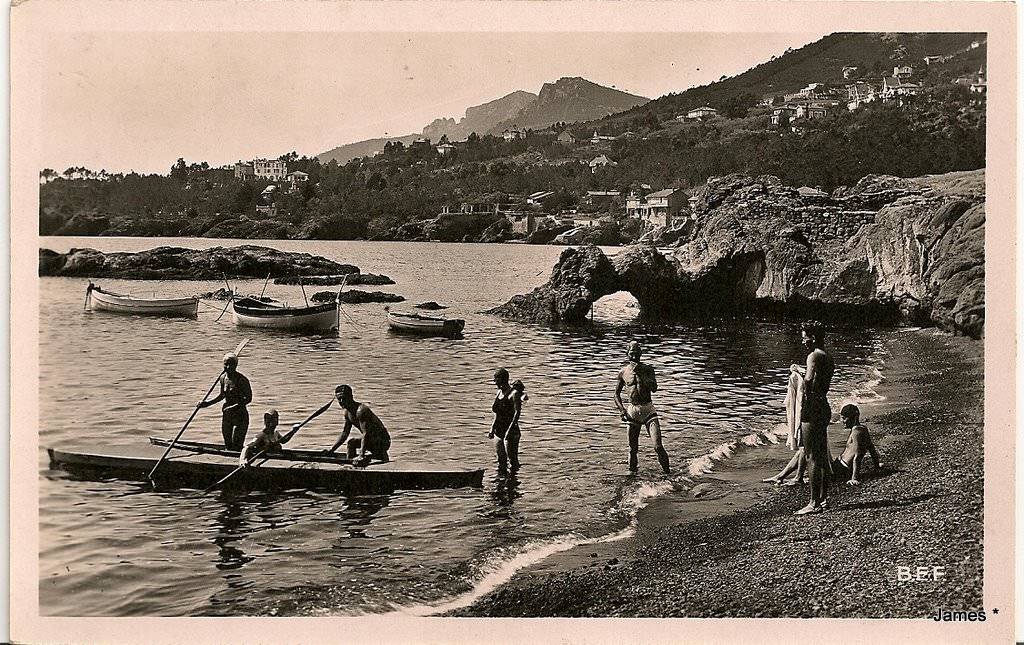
86, 283, 198, 317
231, 296, 338, 331
47, 446, 485, 493
386, 310, 465, 337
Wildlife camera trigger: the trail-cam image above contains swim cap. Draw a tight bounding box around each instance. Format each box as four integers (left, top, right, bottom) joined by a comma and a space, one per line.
264, 409, 279, 424
335, 384, 353, 398
223, 352, 238, 365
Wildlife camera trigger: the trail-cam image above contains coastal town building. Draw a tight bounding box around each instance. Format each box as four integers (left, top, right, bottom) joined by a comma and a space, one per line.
846, 82, 878, 111
502, 128, 526, 141
526, 190, 557, 209
255, 184, 278, 217
233, 162, 255, 181
881, 76, 921, 104
436, 143, 456, 156
589, 155, 617, 172
590, 131, 616, 144
583, 190, 621, 211
253, 158, 287, 181
626, 188, 684, 228
685, 106, 718, 120
771, 106, 797, 126
893, 65, 914, 80
795, 102, 835, 120
286, 171, 308, 191
557, 131, 577, 144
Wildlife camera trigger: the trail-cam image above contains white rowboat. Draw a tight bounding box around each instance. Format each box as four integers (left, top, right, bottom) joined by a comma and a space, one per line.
231, 296, 338, 331
386, 310, 465, 337
87, 284, 198, 317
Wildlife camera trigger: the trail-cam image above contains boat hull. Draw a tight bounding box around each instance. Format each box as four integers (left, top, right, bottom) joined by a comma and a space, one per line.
89, 289, 198, 317
148, 436, 355, 465
232, 300, 338, 331
47, 447, 484, 493
387, 312, 465, 337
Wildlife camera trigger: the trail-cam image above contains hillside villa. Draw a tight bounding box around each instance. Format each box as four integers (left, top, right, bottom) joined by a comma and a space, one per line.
626, 187, 684, 228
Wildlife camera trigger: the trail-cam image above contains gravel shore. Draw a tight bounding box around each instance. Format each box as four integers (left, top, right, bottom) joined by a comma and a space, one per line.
452, 329, 983, 618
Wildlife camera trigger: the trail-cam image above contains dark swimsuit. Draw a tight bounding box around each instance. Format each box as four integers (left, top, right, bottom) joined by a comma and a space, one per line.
492, 391, 520, 440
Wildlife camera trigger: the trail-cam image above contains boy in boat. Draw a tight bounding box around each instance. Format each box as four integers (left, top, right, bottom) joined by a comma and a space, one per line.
832, 404, 884, 485
198, 352, 253, 451
614, 340, 671, 475
305, 385, 391, 467
238, 409, 293, 468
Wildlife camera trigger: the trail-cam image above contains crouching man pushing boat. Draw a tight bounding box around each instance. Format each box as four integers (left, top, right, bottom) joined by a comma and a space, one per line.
305, 385, 392, 467
197, 352, 253, 451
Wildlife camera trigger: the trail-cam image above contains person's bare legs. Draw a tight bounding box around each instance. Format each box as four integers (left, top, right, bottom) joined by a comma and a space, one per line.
795, 422, 824, 515
628, 423, 641, 472
648, 417, 670, 474
505, 430, 521, 474
494, 434, 509, 477
765, 448, 804, 483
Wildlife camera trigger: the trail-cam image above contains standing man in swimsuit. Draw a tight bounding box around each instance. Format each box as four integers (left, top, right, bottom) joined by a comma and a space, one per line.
198, 352, 253, 451
615, 340, 671, 474
794, 322, 835, 515
306, 384, 391, 467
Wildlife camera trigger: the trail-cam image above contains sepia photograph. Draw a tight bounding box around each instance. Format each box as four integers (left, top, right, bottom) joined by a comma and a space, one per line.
9, 1, 1017, 643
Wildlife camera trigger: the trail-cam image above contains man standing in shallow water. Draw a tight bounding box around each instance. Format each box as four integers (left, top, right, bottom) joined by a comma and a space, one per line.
615, 341, 671, 474
794, 322, 835, 515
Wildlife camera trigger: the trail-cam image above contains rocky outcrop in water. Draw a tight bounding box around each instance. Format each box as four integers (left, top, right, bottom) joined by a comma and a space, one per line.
490, 170, 985, 337
274, 273, 394, 286
38, 245, 358, 280
312, 290, 405, 304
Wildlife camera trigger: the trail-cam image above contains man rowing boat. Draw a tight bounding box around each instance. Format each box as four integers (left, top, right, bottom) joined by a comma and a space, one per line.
615, 340, 671, 474
305, 385, 391, 466
197, 352, 252, 451
238, 410, 293, 468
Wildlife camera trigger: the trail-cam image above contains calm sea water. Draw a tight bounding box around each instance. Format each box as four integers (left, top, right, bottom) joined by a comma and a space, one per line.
39, 237, 890, 616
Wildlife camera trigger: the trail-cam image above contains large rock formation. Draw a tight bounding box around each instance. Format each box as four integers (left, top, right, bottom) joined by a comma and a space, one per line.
490, 170, 985, 338
39, 245, 358, 280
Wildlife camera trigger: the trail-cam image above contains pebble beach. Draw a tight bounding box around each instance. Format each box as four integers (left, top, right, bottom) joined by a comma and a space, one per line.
452, 328, 983, 618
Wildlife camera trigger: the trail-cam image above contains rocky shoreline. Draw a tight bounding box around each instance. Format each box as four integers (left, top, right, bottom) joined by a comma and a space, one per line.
451, 329, 983, 618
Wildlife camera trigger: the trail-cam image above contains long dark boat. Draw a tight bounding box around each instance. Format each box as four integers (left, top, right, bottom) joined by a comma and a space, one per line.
148, 436, 355, 464
47, 446, 485, 494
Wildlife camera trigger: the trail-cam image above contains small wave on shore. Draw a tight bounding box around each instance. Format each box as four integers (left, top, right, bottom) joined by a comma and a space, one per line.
388, 476, 675, 617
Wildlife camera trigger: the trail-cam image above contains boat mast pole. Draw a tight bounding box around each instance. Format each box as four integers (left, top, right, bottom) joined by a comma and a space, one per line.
299, 275, 309, 308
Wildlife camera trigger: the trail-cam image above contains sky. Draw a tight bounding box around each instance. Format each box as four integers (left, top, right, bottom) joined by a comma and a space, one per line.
39, 31, 825, 175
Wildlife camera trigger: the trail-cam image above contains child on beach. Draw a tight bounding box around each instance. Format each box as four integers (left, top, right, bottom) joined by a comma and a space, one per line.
832, 403, 883, 485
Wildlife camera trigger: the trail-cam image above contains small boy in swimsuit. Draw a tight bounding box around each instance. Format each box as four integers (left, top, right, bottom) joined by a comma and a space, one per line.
833, 404, 883, 485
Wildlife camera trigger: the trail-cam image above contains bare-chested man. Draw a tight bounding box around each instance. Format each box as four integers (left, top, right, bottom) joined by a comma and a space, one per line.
615, 341, 670, 474
305, 384, 391, 467
794, 322, 835, 515
833, 403, 883, 485
198, 352, 253, 451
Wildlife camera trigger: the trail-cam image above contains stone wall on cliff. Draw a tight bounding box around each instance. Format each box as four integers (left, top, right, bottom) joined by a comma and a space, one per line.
490, 170, 985, 338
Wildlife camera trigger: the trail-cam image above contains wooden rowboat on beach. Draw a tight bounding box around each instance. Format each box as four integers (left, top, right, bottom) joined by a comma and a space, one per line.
386, 309, 465, 338
47, 445, 485, 493
231, 296, 339, 331
86, 283, 198, 317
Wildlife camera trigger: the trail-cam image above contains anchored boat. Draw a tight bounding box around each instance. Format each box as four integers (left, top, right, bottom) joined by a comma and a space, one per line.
47, 444, 485, 493
386, 310, 465, 338
231, 296, 338, 331
86, 283, 198, 317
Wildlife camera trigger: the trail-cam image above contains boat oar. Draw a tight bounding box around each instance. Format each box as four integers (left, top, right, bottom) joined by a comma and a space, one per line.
214, 274, 235, 323
259, 271, 272, 299
200, 398, 333, 495
148, 338, 251, 483
299, 275, 309, 308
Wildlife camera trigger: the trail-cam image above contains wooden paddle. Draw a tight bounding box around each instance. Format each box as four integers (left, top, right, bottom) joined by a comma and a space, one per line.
147, 338, 251, 483
200, 398, 335, 494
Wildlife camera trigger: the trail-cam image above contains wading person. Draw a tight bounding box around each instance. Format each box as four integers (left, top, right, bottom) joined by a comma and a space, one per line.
489, 368, 526, 477
198, 352, 252, 451
238, 409, 293, 468
832, 403, 883, 485
794, 322, 835, 515
306, 385, 391, 466
615, 341, 670, 475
